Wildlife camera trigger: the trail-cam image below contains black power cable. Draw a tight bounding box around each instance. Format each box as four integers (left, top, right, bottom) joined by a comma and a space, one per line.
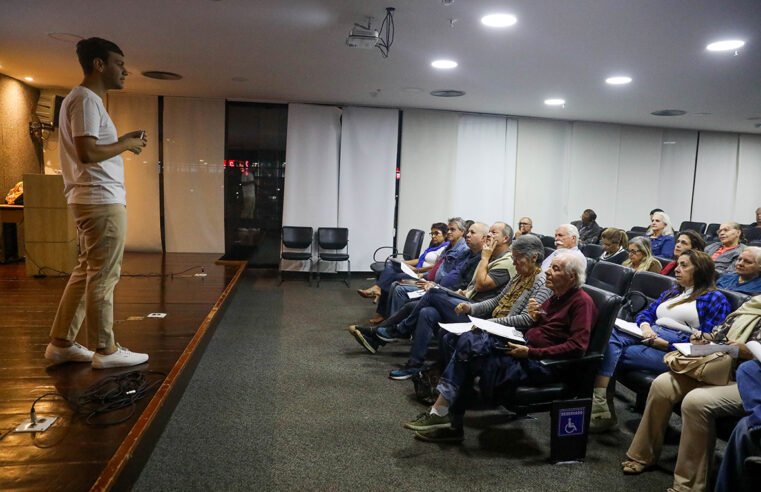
74, 370, 166, 425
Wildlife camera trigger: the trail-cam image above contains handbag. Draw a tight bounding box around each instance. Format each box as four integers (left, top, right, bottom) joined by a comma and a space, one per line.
663, 350, 733, 386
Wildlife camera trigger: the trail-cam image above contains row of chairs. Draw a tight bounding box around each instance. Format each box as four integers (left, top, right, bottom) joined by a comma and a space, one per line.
280, 226, 351, 287
630, 221, 761, 243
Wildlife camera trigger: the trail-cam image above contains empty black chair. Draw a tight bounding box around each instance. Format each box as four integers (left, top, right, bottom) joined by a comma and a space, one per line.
370, 229, 424, 276
718, 288, 750, 312
544, 246, 556, 259
587, 261, 635, 296
505, 285, 622, 417
630, 226, 648, 233
582, 243, 604, 259
540, 235, 556, 248
679, 221, 707, 235
704, 223, 720, 241
279, 226, 314, 285
315, 227, 350, 287
655, 256, 672, 268
744, 227, 761, 242
626, 230, 646, 239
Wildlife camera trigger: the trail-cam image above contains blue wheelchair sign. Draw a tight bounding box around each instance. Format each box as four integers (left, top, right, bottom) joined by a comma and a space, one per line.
557, 407, 585, 437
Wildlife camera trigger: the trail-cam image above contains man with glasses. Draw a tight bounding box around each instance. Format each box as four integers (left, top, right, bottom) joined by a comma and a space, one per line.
514, 217, 536, 239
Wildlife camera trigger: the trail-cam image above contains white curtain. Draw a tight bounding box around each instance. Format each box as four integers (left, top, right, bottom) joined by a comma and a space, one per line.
735, 135, 761, 224
338, 107, 399, 271
451, 114, 517, 228
692, 132, 739, 224
397, 110, 459, 246
614, 126, 664, 230
656, 130, 698, 228
282, 103, 341, 271
107, 93, 162, 252
163, 97, 225, 253
514, 118, 572, 236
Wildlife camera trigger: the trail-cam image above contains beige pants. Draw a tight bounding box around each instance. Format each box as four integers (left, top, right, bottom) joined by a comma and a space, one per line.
50, 203, 127, 351
626, 371, 743, 492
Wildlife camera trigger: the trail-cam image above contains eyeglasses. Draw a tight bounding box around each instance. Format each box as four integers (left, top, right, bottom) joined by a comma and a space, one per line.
628, 249, 642, 255
518, 222, 531, 226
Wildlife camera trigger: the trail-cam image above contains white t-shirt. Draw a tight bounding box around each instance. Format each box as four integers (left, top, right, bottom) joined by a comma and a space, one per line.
59, 86, 126, 205
655, 288, 700, 332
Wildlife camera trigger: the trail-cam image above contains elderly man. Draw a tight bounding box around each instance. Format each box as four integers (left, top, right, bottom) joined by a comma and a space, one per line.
403, 250, 598, 443
514, 217, 536, 239
541, 224, 586, 271
350, 223, 515, 366
717, 246, 761, 295
571, 209, 603, 245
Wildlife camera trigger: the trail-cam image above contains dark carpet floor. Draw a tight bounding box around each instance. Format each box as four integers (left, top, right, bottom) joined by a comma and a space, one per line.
134, 270, 692, 491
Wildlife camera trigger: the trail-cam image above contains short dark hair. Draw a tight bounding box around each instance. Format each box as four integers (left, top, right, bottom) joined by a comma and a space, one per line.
431, 222, 447, 236
76, 37, 124, 74
584, 209, 597, 221
677, 230, 706, 252
649, 208, 664, 216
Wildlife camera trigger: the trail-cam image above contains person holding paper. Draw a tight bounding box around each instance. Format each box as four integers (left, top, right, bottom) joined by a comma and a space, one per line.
404, 251, 596, 443
622, 294, 761, 492
716, 246, 761, 295
591, 250, 731, 433
356, 222, 448, 301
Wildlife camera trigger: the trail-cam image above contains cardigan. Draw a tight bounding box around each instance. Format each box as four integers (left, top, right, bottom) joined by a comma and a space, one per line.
469, 271, 552, 328
706, 242, 745, 275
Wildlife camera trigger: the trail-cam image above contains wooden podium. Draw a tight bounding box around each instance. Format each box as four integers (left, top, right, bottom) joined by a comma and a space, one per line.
23, 174, 78, 276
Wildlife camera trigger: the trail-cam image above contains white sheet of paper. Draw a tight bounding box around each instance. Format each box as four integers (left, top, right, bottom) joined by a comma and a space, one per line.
747, 341, 761, 362
407, 289, 425, 299
673, 342, 739, 358
147, 312, 167, 318
399, 262, 419, 279
468, 316, 525, 343
438, 322, 473, 335
614, 318, 643, 338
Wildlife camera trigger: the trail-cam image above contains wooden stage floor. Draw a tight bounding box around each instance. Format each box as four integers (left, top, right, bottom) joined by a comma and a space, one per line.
0, 253, 245, 491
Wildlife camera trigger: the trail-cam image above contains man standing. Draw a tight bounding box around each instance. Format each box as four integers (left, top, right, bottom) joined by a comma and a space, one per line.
44, 38, 149, 369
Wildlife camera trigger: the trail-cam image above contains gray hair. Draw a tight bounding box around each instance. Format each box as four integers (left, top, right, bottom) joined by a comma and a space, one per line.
554, 250, 587, 287
558, 223, 580, 243
494, 221, 514, 243
448, 217, 467, 232
470, 221, 489, 235
512, 235, 545, 265
744, 246, 761, 267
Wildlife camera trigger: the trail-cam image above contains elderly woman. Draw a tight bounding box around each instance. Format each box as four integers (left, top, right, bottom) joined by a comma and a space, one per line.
649, 211, 676, 257
591, 250, 731, 432
717, 246, 761, 295
706, 222, 745, 274
622, 294, 761, 492
357, 222, 448, 301
623, 236, 662, 273
661, 230, 706, 277
404, 251, 595, 443
599, 228, 629, 265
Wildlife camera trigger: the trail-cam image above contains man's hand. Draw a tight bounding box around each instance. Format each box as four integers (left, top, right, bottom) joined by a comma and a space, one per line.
421, 281, 436, 291
481, 236, 496, 259
119, 130, 147, 155
527, 298, 544, 321
454, 303, 471, 315
506, 343, 529, 358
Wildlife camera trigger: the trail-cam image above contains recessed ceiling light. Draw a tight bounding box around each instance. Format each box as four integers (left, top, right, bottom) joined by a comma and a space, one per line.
706, 39, 745, 52
431, 59, 457, 69
605, 76, 632, 85
142, 71, 183, 80
24, 76, 34, 82
544, 98, 565, 106
651, 109, 686, 116
481, 13, 517, 28
430, 89, 465, 97
663, 141, 677, 145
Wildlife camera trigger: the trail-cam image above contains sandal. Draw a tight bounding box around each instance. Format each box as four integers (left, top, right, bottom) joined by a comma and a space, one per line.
621, 459, 650, 475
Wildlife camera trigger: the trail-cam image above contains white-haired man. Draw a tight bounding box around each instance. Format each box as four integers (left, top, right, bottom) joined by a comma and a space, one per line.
541, 223, 586, 271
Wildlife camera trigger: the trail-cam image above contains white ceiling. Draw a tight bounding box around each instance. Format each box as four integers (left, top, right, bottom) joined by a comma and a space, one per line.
2, 0, 760, 133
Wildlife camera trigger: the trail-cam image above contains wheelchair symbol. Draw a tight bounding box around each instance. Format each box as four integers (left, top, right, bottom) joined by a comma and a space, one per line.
564, 418, 578, 435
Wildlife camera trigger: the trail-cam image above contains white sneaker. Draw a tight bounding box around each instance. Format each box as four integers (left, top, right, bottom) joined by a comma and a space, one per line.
92, 345, 149, 369
45, 342, 94, 364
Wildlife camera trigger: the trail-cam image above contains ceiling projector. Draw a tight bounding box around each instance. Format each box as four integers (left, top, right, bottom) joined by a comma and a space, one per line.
346, 25, 380, 49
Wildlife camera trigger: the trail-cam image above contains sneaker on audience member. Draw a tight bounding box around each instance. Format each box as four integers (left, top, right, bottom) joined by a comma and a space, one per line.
347, 325, 382, 354
92, 345, 149, 369
44, 342, 94, 364
389, 363, 423, 381
414, 427, 464, 444
403, 411, 451, 431
375, 326, 407, 343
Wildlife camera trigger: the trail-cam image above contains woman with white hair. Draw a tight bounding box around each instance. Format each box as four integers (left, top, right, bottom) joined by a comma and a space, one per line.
649, 211, 675, 258
717, 246, 761, 295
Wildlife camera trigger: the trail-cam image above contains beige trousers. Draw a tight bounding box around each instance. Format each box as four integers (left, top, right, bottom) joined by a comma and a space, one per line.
50, 203, 127, 351
626, 371, 743, 492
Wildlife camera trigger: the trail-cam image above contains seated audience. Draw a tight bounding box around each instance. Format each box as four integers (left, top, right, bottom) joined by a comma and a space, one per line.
599, 228, 629, 265
349, 223, 514, 367
357, 222, 448, 301
622, 236, 663, 273
403, 251, 597, 443
715, 358, 761, 492
591, 250, 731, 432
644, 208, 665, 235
372, 217, 468, 323
541, 224, 586, 271
513, 216, 536, 239
623, 294, 761, 492
660, 230, 706, 277
749, 207, 761, 228
717, 246, 761, 295
571, 208, 603, 245
649, 211, 676, 258
706, 222, 745, 274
